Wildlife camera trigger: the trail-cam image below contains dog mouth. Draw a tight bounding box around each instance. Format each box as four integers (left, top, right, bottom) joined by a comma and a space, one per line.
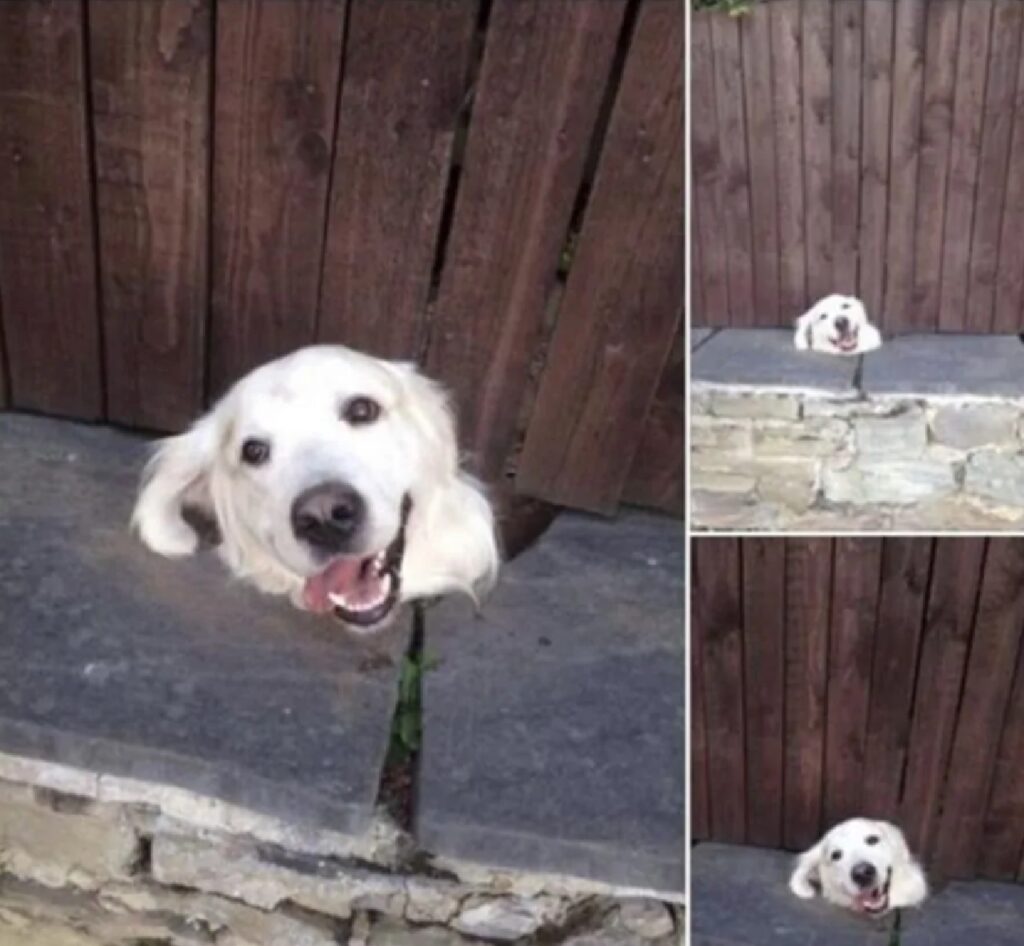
301, 496, 411, 630
831, 330, 859, 352
855, 873, 890, 915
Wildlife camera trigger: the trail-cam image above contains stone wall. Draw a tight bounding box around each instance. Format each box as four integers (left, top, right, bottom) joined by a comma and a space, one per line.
0, 754, 681, 946
692, 330, 1024, 531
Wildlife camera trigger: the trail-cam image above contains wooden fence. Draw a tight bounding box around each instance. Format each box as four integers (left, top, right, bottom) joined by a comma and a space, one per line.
0, 0, 682, 517
693, 0, 1024, 335
692, 537, 1024, 884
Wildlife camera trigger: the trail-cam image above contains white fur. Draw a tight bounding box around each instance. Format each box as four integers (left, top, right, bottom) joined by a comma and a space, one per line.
794, 294, 882, 355
790, 819, 928, 915
132, 346, 499, 627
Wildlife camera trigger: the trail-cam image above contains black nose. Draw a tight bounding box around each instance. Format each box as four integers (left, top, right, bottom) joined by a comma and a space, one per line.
851, 862, 877, 889
835, 315, 850, 333
291, 482, 365, 552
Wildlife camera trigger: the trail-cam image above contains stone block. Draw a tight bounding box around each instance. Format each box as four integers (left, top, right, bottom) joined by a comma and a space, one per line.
690, 416, 753, 454
689, 469, 759, 496
963, 451, 1024, 506
822, 457, 958, 506
367, 919, 473, 946
900, 878, 1024, 945
451, 895, 567, 941
853, 409, 928, 458
752, 418, 850, 458
709, 392, 802, 421
930, 403, 1020, 450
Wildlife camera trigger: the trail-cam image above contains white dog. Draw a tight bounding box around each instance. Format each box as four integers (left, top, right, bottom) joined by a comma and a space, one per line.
132, 346, 500, 633
794, 294, 882, 355
789, 819, 928, 916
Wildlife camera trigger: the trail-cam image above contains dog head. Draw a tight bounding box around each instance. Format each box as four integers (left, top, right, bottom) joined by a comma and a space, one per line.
794, 295, 881, 355
789, 818, 928, 916
132, 346, 499, 633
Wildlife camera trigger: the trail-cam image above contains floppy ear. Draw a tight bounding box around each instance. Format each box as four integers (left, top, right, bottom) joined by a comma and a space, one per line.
131, 408, 224, 557
387, 362, 500, 601
790, 840, 825, 899
859, 322, 883, 353
882, 824, 928, 909
794, 310, 814, 350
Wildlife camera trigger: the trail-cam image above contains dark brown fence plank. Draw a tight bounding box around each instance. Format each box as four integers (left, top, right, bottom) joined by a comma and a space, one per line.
208, 0, 347, 396
858, 0, 893, 321
994, 14, 1024, 334
861, 539, 931, 819
831, 0, 863, 298
621, 332, 684, 516
883, 0, 927, 328
938, 0, 993, 332
710, 12, 754, 325
692, 559, 711, 842
741, 9, 780, 325
770, 0, 806, 320
900, 538, 985, 859
0, 0, 102, 418
801, 0, 834, 304
424, 0, 624, 480
782, 538, 833, 851
89, 0, 211, 431
316, 0, 477, 359
823, 538, 883, 829
933, 539, 1024, 879
911, 0, 961, 331
694, 539, 746, 843
691, 12, 730, 324
742, 538, 785, 848
978, 638, 1024, 880
965, 0, 1023, 333
515, 0, 682, 513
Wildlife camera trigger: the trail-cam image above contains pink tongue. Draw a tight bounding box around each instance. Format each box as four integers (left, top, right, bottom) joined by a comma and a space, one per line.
303, 557, 365, 613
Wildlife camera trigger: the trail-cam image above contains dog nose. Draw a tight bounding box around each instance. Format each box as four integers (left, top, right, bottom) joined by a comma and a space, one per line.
835, 315, 850, 333
291, 482, 365, 552
851, 862, 877, 889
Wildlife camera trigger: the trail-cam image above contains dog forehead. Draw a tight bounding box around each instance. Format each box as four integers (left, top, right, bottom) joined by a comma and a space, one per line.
829, 818, 884, 846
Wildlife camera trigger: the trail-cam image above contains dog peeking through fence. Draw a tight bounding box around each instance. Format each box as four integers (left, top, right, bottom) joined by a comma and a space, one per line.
793, 294, 883, 356
132, 346, 500, 634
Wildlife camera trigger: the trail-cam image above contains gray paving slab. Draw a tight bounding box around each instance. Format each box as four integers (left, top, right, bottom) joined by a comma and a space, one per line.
900, 877, 1024, 945
691, 844, 896, 946
692, 327, 716, 351
416, 511, 684, 894
0, 413, 410, 836
862, 333, 1024, 398
691, 328, 861, 394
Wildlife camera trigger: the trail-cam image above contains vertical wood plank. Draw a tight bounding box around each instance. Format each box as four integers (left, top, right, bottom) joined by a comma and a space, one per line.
770, 0, 806, 319
710, 12, 755, 324
691, 12, 730, 325
861, 539, 931, 819
742, 538, 785, 848
783, 538, 833, 850
424, 0, 625, 479
209, 0, 347, 395
693, 539, 746, 843
937, 0, 993, 332
911, 0, 962, 330
89, 0, 211, 431
933, 539, 1024, 879
801, 0, 834, 303
691, 545, 711, 841
883, 0, 927, 329
964, 0, 1023, 333
514, 0, 682, 512
823, 538, 883, 829
316, 0, 477, 359
0, 0, 102, 418
900, 538, 986, 859
978, 635, 1024, 880
858, 0, 893, 322
740, 8, 780, 325
831, 0, 863, 297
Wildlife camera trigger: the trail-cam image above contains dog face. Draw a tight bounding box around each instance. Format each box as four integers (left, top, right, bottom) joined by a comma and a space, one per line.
132, 346, 499, 633
793, 294, 882, 355
789, 819, 928, 916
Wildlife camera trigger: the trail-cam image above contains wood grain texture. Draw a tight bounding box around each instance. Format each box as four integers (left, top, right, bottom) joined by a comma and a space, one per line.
831, 0, 862, 298
742, 538, 785, 848
0, 0, 102, 418
316, 0, 477, 359
208, 0, 347, 396
693, 539, 747, 843
424, 0, 625, 480
89, 0, 211, 431
782, 538, 832, 850
515, 0, 682, 512
994, 22, 1024, 334
691, 551, 711, 841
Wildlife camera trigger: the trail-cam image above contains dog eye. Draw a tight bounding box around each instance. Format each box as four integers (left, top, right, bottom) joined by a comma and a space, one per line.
819, 313, 828, 321
865, 835, 880, 846
830, 849, 843, 861
240, 438, 271, 466
342, 396, 381, 426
